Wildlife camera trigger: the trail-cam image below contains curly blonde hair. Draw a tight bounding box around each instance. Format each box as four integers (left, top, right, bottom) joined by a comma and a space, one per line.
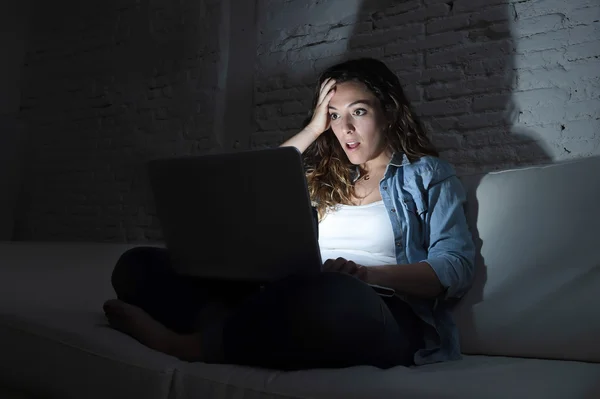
303, 58, 438, 219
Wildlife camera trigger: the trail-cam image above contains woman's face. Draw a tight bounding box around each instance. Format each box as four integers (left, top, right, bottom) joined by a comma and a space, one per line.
327, 80, 389, 166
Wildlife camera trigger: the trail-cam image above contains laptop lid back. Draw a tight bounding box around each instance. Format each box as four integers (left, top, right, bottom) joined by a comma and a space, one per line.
147, 146, 322, 282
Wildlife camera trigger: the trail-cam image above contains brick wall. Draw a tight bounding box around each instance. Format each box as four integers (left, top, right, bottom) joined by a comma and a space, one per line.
0, 1, 30, 240
14, 0, 225, 241
253, 0, 600, 172
12, 0, 599, 241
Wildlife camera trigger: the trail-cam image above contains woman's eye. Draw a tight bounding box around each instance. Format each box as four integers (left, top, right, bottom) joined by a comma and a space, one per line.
330, 113, 339, 120
353, 108, 367, 116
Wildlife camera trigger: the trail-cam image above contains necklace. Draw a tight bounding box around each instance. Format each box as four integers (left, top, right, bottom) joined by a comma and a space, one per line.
352, 174, 378, 205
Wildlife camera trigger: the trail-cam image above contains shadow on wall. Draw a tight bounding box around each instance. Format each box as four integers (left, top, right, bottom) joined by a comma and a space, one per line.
254, 0, 552, 173
342, 0, 553, 352
255, 0, 555, 354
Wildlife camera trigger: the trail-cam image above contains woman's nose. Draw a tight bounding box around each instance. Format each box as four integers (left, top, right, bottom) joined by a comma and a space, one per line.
343, 117, 355, 133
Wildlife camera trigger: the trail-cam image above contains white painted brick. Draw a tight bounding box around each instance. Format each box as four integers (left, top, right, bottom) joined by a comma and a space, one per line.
288, 39, 349, 62
453, 0, 510, 13
515, 123, 565, 143
426, 15, 471, 34
514, 0, 598, 20
565, 40, 600, 62
512, 88, 571, 110
255, 104, 280, 119
384, 54, 424, 72
426, 40, 513, 67
374, 9, 427, 29
418, 98, 470, 116
566, 6, 600, 26
281, 101, 306, 115
565, 99, 600, 120
385, 31, 466, 55
513, 48, 565, 70
472, 93, 510, 111
352, 21, 373, 35
340, 46, 386, 63
468, 21, 512, 42
324, 24, 356, 42
517, 24, 600, 53
406, 85, 423, 103
385, 0, 421, 15
425, 76, 510, 100
255, 87, 313, 105
551, 119, 598, 140
396, 71, 423, 86
431, 132, 464, 150
514, 14, 566, 38
276, 115, 306, 130
453, 111, 507, 130
257, 0, 362, 30
570, 81, 600, 102
15, 0, 600, 240
519, 98, 600, 126
349, 24, 424, 49
469, 5, 511, 24
421, 67, 464, 84
516, 62, 599, 91
464, 57, 510, 77
462, 126, 522, 147
557, 139, 600, 158
251, 131, 285, 148
426, 3, 452, 19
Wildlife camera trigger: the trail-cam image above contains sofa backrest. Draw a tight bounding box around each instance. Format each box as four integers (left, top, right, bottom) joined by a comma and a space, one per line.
0, 242, 140, 313
454, 155, 600, 363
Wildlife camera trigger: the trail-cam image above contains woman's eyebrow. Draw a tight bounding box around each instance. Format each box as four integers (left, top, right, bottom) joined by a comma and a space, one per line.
328, 99, 373, 110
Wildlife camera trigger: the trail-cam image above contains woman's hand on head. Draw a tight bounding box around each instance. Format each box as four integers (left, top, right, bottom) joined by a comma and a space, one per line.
279, 78, 336, 153
305, 78, 336, 138
323, 257, 368, 282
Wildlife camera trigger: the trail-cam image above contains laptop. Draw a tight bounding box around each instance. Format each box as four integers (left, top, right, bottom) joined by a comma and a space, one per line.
147, 146, 395, 296
147, 146, 321, 283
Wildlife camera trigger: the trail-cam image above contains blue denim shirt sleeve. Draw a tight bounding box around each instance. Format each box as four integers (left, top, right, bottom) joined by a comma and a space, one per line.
420, 163, 476, 300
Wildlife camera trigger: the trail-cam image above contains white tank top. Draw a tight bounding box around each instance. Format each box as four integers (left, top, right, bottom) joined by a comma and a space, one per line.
318, 200, 397, 267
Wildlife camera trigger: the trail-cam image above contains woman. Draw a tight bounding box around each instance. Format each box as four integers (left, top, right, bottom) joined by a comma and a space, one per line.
104, 57, 475, 370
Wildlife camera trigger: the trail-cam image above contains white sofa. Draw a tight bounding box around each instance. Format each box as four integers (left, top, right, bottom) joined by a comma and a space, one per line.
1, 156, 600, 399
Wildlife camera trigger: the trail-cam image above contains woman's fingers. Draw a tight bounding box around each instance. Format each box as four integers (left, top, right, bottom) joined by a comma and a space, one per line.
339, 260, 358, 274
317, 78, 336, 105
323, 257, 347, 272
323, 258, 361, 275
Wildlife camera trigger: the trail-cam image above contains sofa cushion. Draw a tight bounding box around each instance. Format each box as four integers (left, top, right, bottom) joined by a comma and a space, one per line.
0, 242, 139, 312
0, 307, 179, 399
2, 303, 599, 399
171, 355, 600, 399
455, 156, 600, 363
0, 242, 178, 399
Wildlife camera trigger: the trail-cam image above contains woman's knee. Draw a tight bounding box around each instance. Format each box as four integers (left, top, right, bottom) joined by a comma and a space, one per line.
111, 246, 169, 299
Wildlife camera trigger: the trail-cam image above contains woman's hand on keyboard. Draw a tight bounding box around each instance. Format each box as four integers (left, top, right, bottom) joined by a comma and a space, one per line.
323, 257, 368, 282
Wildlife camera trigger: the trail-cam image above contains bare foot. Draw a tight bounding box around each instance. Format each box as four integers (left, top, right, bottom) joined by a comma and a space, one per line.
103, 299, 203, 361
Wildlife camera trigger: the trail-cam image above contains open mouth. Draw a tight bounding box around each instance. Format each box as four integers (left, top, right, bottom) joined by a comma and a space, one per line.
345, 142, 360, 151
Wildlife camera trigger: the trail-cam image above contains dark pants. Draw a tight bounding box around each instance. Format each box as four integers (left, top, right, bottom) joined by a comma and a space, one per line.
111, 246, 424, 370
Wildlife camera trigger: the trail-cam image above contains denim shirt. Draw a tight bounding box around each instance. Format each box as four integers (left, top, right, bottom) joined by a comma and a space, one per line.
374, 153, 476, 365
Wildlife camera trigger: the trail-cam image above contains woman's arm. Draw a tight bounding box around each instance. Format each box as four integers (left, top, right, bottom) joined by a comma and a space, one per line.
280, 127, 322, 153
366, 263, 444, 299
279, 78, 336, 154
367, 166, 476, 300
